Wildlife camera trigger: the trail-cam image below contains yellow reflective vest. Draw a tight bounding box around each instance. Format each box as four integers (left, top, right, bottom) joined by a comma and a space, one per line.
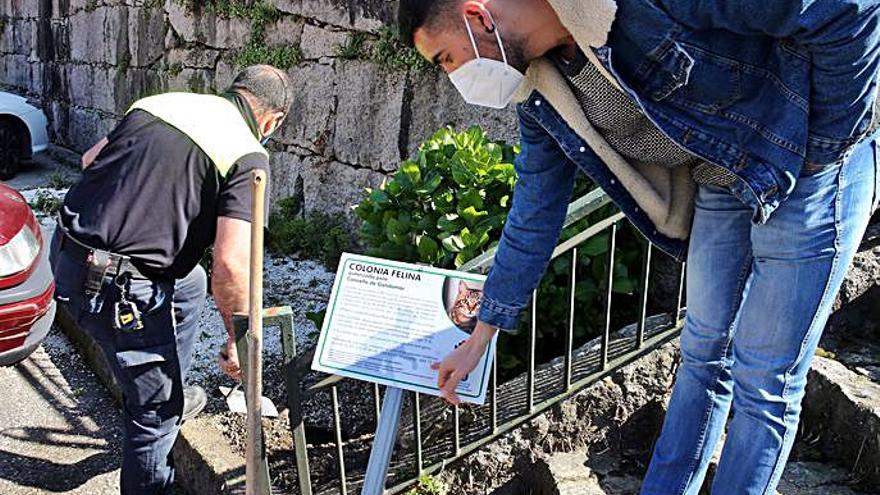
128, 93, 268, 177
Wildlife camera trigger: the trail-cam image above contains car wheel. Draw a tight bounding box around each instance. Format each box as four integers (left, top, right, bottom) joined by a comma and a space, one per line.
0, 121, 24, 180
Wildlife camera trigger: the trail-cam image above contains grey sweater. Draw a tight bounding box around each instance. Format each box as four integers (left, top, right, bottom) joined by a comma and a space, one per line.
552, 48, 737, 188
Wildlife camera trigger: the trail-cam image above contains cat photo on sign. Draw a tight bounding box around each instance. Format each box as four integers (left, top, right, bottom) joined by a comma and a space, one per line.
443, 278, 485, 334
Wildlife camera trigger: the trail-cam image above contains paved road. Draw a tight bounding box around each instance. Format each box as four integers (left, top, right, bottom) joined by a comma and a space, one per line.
4, 148, 81, 192
0, 327, 122, 494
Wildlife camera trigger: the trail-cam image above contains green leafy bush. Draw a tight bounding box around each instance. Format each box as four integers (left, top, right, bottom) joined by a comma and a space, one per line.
267, 198, 353, 270
355, 127, 644, 378
355, 126, 518, 268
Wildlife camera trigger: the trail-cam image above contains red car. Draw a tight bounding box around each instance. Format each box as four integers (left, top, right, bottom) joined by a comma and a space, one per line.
0, 181, 55, 366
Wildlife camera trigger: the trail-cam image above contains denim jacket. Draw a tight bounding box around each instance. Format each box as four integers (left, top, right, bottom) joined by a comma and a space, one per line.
478, 0, 880, 332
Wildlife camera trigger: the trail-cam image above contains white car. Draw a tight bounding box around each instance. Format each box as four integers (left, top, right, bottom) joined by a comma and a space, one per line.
0, 92, 49, 180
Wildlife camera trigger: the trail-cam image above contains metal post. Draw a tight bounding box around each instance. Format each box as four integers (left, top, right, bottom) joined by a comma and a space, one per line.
636, 243, 652, 348
332, 386, 348, 495
528, 290, 537, 412
274, 307, 312, 495
565, 248, 577, 390
361, 387, 405, 495
601, 224, 618, 369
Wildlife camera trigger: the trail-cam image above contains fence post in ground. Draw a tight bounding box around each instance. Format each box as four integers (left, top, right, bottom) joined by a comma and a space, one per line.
361, 387, 405, 495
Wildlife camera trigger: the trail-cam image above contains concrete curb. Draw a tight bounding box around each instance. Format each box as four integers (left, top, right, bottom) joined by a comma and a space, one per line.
801, 356, 880, 487
55, 306, 247, 495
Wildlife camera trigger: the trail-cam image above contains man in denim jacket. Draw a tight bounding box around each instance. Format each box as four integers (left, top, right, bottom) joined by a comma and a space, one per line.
399, 0, 880, 493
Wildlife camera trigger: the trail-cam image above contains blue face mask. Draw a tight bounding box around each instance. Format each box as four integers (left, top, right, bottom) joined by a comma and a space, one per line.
261, 126, 276, 146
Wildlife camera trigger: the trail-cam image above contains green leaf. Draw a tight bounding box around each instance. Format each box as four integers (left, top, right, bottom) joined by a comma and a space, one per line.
450, 159, 474, 185
369, 189, 390, 206
437, 214, 463, 233
459, 206, 489, 224
419, 173, 443, 194
417, 236, 439, 262
581, 234, 610, 257
400, 161, 422, 185
459, 189, 484, 209
441, 235, 465, 253
385, 179, 403, 196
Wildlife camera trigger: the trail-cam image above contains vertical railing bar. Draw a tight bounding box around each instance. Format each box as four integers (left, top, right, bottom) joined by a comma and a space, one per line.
601, 223, 618, 370
332, 385, 348, 495
528, 290, 537, 412
490, 357, 498, 434
675, 262, 687, 327
414, 392, 423, 474
373, 383, 382, 427
636, 242, 652, 349
565, 248, 577, 390
453, 405, 461, 456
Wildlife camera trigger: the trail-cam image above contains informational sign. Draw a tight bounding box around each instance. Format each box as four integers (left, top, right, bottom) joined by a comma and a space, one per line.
311, 253, 497, 405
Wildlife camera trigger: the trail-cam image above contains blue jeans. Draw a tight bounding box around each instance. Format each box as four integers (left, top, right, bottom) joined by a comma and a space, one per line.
49, 233, 207, 495
641, 136, 879, 494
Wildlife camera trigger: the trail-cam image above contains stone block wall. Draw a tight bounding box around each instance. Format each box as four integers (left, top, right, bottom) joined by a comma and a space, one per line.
0, 0, 519, 218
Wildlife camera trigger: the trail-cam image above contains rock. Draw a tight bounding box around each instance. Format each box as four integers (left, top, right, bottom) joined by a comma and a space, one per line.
531, 451, 607, 495
299, 23, 348, 60
300, 159, 387, 219
11, 18, 37, 57
800, 356, 880, 489
166, 1, 250, 50
165, 47, 223, 71
66, 64, 115, 113
599, 474, 643, 495
163, 67, 215, 94
126, 7, 166, 67
833, 222, 880, 311
278, 62, 337, 155
68, 6, 123, 64
274, 0, 392, 31
0, 17, 14, 53
263, 16, 305, 52
333, 59, 406, 171
407, 68, 518, 156
0, 53, 35, 91
777, 462, 861, 495
267, 152, 386, 226
7, 0, 39, 18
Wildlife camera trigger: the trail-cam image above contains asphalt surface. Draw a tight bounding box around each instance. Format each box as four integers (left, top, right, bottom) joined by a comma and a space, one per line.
0, 327, 122, 494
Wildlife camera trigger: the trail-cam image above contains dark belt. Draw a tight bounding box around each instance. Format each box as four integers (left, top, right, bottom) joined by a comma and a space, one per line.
56, 217, 152, 282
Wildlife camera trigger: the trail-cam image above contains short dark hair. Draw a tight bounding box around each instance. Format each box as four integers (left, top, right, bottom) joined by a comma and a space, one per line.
228, 65, 293, 117
398, 0, 457, 48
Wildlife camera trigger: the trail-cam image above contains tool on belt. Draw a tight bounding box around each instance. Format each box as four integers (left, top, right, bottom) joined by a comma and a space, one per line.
56, 216, 149, 332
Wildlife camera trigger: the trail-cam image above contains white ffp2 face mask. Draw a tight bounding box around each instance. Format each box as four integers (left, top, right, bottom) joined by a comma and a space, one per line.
448, 14, 525, 109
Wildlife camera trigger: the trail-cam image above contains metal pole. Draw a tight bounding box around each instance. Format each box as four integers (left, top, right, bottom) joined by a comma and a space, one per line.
361, 387, 405, 495
247, 169, 267, 495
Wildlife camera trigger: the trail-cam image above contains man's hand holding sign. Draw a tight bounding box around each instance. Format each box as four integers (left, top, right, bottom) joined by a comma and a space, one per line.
432, 321, 497, 405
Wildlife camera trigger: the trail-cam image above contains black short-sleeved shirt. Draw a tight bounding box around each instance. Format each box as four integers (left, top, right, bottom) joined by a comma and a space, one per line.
61, 109, 270, 279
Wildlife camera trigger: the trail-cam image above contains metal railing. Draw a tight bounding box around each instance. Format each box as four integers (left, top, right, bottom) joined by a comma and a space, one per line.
273, 189, 686, 494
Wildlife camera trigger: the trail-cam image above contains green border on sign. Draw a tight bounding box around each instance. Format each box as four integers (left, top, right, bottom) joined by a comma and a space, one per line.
317, 255, 492, 399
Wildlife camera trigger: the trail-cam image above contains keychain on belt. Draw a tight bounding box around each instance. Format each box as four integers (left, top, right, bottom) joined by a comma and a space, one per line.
113, 273, 144, 333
